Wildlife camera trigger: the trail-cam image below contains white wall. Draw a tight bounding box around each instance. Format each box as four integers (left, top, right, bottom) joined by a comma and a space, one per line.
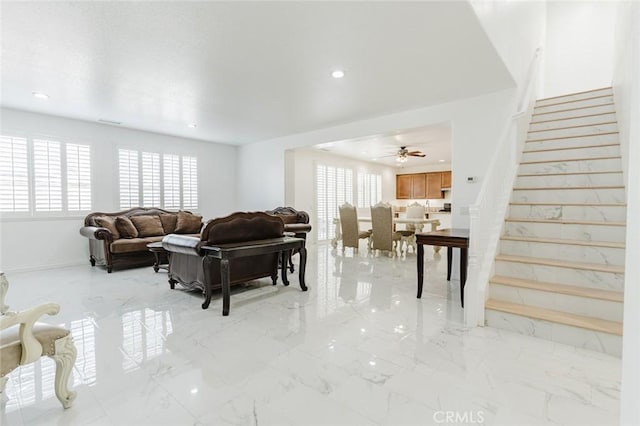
0, 108, 238, 272
543, 1, 618, 98
612, 2, 640, 424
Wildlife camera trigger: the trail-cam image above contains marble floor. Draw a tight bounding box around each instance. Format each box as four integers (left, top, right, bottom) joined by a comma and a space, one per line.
1, 243, 621, 426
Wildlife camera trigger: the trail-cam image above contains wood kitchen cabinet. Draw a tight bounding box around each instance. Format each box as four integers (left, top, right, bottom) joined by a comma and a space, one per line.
396, 171, 450, 199
441, 171, 452, 189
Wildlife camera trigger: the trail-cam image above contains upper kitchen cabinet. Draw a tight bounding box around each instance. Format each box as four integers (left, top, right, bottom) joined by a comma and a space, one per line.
426, 172, 443, 199
441, 171, 452, 189
411, 174, 427, 199
396, 174, 413, 199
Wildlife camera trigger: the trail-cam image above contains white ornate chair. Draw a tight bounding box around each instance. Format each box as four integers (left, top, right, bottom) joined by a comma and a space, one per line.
338, 203, 372, 252
0, 272, 77, 409
403, 202, 427, 253
370, 202, 403, 256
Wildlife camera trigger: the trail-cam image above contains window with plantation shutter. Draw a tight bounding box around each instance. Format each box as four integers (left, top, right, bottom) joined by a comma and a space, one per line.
33, 139, 62, 212
66, 143, 92, 211
182, 156, 198, 210
119, 149, 139, 209
0, 135, 29, 212
316, 164, 353, 241
142, 152, 161, 207
357, 172, 382, 208
163, 154, 180, 210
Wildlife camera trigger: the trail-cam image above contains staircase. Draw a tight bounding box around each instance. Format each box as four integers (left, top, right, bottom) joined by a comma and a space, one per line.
485, 87, 626, 356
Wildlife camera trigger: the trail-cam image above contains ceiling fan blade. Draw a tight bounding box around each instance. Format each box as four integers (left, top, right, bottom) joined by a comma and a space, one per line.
408, 152, 426, 157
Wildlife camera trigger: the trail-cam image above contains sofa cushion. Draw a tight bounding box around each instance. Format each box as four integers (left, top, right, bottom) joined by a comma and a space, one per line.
94, 216, 120, 239
130, 215, 164, 237
159, 214, 178, 234
110, 236, 164, 254
175, 211, 202, 234
115, 216, 139, 238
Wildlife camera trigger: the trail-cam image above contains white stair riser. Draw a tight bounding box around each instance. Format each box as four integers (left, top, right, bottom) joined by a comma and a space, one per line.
489, 284, 623, 322
518, 157, 622, 175
503, 221, 626, 243
529, 113, 617, 131
532, 104, 615, 122
508, 204, 627, 222
525, 134, 619, 151
521, 145, 620, 163
534, 96, 614, 114
485, 310, 622, 356
494, 260, 624, 291
535, 89, 612, 107
499, 240, 625, 266
512, 188, 625, 203
528, 123, 618, 140
516, 172, 623, 188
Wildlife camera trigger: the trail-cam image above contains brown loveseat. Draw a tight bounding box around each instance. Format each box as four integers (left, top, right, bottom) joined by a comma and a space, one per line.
79, 207, 202, 273
162, 211, 288, 308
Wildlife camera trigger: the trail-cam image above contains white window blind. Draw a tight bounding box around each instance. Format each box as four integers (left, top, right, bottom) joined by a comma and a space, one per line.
357, 172, 382, 208
182, 156, 198, 210
119, 149, 139, 209
316, 164, 353, 241
142, 152, 161, 207
163, 154, 180, 209
0, 135, 29, 212
66, 143, 92, 211
33, 139, 62, 212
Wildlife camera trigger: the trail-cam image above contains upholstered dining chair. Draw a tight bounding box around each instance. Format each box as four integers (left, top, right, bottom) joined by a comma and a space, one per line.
0, 272, 77, 409
402, 202, 427, 253
370, 202, 403, 256
339, 203, 372, 252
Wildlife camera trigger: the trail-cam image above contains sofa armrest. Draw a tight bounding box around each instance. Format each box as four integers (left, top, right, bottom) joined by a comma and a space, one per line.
162, 234, 201, 256
284, 223, 312, 234
79, 226, 114, 242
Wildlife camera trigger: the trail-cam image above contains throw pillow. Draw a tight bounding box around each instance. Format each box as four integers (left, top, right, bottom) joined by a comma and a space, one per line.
130, 215, 164, 238
175, 211, 203, 234
115, 216, 139, 239
159, 214, 178, 234
94, 216, 120, 239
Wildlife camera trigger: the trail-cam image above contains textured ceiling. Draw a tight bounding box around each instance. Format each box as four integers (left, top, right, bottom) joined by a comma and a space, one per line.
0, 1, 513, 145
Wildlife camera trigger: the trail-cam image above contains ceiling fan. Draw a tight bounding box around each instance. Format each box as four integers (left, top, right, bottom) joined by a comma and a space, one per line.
388, 146, 426, 163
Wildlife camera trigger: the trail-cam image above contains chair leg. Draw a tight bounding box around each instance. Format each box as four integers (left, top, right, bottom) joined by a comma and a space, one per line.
50, 335, 77, 409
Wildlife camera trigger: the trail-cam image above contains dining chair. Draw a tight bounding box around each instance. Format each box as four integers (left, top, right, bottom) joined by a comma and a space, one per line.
370, 202, 403, 256
403, 202, 427, 253
338, 203, 371, 252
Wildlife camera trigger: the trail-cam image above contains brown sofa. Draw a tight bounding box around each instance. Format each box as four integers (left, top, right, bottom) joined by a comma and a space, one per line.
79, 207, 202, 273
162, 211, 286, 306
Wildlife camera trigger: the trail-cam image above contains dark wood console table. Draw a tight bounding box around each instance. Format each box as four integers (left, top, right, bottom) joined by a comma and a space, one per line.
416, 228, 469, 307
146, 241, 168, 272
201, 237, 308, 316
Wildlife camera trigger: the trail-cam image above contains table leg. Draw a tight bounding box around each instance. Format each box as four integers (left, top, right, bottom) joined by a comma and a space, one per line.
220, 258, 230, 316
201, 256, 214, 310
331, 218, 341, 248
152, 252, 160, 272
298, 246, 308, 291
281, 251, 290, 286
446, 247, 452, 281
460, 247, 468, 308
417, 243, 424, 298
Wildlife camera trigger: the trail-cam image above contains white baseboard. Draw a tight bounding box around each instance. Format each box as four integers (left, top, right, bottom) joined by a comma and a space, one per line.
1, 261, 86, 274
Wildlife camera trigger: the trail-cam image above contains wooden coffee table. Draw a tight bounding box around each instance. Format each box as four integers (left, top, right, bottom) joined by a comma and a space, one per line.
146, 241, 168, 272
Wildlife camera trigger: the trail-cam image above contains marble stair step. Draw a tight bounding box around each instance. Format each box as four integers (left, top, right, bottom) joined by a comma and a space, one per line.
508, 202, 627, 222
511, 186, 625, 203
515, 171, 623, 188
521, 144, 620, 162
527, 122, 617, 140
494, 256, 624, 292
534, 95, 614, 114
503, 218, 626, 243
525, 133, 619, 151
490, 275, 623, 302
528, 112, 617, 132
518, 156, 621, 175
485, 300, 622, 356
534, 87, 612, 107
531, 103, 615, 123
489, 280, 623, 322
499, 236, 625, 265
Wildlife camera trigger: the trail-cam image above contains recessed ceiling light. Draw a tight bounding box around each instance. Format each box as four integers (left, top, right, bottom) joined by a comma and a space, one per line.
372, 158, 378, 161
187, 123, 197, 128
32, 92, 49, 99
439, 159, 445, 162
331, 70, 345, 79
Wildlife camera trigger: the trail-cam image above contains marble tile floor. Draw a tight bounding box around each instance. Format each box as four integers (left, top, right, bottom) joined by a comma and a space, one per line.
1, 243, 621, 426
